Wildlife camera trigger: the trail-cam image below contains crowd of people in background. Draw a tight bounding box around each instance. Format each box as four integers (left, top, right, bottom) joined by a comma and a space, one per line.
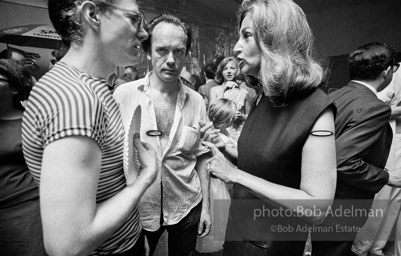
1, 0, 401, 256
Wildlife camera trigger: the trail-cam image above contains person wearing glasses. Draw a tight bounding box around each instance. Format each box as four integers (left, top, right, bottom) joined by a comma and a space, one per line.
22, 1, 156, 255
312, 42, 401, 256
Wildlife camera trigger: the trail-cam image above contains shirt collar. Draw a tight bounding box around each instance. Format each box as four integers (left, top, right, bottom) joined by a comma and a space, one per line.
138, 72, 190, 110
351, 80, 377, 94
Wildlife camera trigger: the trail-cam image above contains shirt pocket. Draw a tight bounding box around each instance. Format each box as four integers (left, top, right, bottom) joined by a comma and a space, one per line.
177, 126, 200, 155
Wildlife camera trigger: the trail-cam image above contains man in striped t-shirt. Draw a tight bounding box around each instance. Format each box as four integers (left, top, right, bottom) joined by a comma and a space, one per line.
22, 0, 157, 255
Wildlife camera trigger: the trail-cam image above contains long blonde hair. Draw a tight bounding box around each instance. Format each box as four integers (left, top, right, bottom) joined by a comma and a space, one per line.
238, 0, 324, 100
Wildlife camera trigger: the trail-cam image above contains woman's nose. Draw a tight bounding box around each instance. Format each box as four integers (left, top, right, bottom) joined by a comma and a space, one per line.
233, 40, 242, 56
137, 25, 149, 42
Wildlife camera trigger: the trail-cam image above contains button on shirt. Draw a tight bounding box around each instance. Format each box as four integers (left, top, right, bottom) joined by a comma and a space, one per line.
113, 73, 209, 231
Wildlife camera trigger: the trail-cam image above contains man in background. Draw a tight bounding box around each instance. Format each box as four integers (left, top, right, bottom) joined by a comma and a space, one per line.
198, 62, 218, 108
312, 42, 401, 256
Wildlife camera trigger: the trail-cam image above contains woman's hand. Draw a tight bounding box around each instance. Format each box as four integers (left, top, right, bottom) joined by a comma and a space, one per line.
225, 81, 238, 89
202, 141, 239, 184
134, 133, 157, 187
199, 121, 225, 148
234, 110, 242, 120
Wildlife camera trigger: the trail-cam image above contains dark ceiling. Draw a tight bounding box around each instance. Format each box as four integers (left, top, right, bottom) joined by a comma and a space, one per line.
140, 0, 385, 29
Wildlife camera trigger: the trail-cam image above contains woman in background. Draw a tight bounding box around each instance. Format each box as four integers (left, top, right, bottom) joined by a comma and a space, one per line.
0, 59, 45, 256
210, 57, 251, 118
209, 57, 251, 139
203, 0, 336, 255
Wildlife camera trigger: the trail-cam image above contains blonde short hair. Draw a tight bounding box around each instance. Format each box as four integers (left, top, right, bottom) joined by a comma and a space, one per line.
208, 98, 236, 129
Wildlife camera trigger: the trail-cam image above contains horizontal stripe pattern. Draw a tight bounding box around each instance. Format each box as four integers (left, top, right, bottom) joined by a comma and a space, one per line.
22, 62, 141, 255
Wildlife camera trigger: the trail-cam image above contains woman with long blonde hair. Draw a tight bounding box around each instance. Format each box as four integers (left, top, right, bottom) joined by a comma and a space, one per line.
202, 0, 336, 255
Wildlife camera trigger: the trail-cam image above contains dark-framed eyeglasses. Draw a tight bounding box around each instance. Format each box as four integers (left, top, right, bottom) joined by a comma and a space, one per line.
99, 2, 147, 31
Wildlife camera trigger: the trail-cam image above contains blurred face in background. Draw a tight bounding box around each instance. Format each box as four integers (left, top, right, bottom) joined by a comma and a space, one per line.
222, 60, 238, 82
10, 51, 25, 65
122, 66, 138, 81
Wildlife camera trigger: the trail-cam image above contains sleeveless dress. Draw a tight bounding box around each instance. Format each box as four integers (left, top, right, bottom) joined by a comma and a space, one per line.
224, 88, 334, 255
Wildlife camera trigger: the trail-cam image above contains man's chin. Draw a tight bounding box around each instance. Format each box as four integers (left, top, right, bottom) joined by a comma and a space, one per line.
162, 74, 179, 82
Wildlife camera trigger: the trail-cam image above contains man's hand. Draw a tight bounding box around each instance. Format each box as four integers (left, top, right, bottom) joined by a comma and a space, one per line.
198, 207, 211, 237
387, 167, 401, 187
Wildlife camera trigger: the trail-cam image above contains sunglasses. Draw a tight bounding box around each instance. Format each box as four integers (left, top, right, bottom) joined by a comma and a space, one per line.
100, 2, 147, 31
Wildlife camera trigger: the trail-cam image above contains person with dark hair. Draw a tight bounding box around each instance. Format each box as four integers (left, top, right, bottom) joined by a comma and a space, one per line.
141, 13, 192, 56
114, 14, 211, 256
352, 60, 401, 256
0, 48, 25, 64
214, 55, 225, 67
0, 59, 45, 256
198, 62, 219, 107
201, 0, 337, 255
0, 48, 39, 83
22, 0, 157, 255
180, 68, 196, 90
122, 65, 139, 81
49, 46, 68, 69
312, 42, 401, 256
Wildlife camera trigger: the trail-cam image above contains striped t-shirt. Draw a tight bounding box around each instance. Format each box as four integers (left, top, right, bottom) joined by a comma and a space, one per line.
22, 62, 141, 255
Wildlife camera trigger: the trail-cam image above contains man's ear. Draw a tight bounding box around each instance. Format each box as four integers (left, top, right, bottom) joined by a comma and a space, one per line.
382, 65, 392, 79
80, 1, 101, 30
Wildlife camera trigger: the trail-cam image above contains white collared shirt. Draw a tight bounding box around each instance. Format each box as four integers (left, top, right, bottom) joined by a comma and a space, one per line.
113, 72, 209, 231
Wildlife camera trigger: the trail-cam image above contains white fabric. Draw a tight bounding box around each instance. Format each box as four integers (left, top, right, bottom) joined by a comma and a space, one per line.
352, 66, 401, 256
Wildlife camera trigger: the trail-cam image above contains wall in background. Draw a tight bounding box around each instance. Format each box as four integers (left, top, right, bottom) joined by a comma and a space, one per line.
1, 0, 400, 79
1, 0, 46, 7
307, 0, 401, 58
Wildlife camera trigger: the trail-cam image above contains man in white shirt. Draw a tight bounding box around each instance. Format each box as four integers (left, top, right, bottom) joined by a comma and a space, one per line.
114, 14, 211, 256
